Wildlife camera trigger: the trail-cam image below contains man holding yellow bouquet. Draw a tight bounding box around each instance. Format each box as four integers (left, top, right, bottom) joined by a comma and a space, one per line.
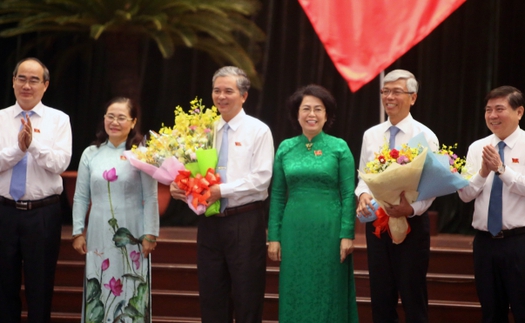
170, 66, 274, 323
355, 69, 439, 322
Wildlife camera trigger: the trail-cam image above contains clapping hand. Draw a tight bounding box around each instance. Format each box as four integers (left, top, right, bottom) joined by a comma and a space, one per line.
18, 113, 32, 152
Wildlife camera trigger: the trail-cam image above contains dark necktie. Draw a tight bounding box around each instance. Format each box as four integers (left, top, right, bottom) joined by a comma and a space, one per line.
217, 124, 229, 212
487, 141, 505, 236
9, 110, 34, 201
389, 126, 400, 149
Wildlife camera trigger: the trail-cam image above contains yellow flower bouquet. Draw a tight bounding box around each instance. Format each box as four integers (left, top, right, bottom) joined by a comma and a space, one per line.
124, 97, 222, 216
360, 141, 427, 206
359, 141, 427, 244
359, 133, 468, 244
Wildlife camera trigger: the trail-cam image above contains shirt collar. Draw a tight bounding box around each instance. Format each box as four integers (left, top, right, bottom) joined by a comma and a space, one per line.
384, 113, 414, 134
218, 109, 245, 132
492, 126, 521, 150
301, 131, 325, 143
103, 141, 126, 149
14, 101, 43, 118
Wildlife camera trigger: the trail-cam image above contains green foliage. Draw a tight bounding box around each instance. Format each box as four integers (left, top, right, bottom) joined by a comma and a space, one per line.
0, 0, 265, 87
110, 283, 150, 322
85, 278, 104, 323
122, 272, 146, 283
113, 227, 140, 247
107, 218, 118, 232
85, 277, 102, 303
85, 298, 105, 323
128, 282, 149, 314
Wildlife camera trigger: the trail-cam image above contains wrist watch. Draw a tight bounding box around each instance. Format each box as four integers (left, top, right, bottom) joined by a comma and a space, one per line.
496, 164, 506, 175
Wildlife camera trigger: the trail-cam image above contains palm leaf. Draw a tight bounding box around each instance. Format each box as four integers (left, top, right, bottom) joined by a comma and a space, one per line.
195, 38, 261, 88
0, 0, 266, 94
90, 24, 105, 39
149, 30, 175, 58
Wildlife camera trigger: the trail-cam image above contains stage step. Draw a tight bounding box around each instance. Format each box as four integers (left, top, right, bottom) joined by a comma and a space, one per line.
20, 227, 482, 322
54, 261, 477, 303
57, 229, 475, 276
21, 311, 277, 323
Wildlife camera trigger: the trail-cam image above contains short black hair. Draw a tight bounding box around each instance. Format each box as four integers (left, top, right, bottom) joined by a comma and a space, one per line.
93, 97, 143, 149
485, 86, 524, 110
287, 84, 337, 130
13, 57, 50, 82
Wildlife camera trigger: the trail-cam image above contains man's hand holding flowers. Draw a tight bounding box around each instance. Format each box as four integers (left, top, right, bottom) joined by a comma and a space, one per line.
169, 182, 187, 201
383, 191, 414, 218
207, 184, 221, 206
173, 168, 221, 212
170, 181, 218, 207
125, 97, 222, 215
356, 193, 377, 219
357, 192, 413, 220
357, 191, 414, 244
358, 133, 469, 244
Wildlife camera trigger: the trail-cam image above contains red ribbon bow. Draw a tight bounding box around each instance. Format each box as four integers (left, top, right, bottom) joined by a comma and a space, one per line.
175, 168, 222, 209
372, 207, 411, 240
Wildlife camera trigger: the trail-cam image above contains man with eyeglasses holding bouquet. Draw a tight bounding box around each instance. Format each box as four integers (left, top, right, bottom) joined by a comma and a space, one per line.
355, 69, 439, 322
0, 58, 72, 323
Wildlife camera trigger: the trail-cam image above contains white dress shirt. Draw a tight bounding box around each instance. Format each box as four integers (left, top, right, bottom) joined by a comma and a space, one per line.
355, 113, 439, 216
458, 127, 525, 231
0, 102, 72, 200
215, 109, 274, 208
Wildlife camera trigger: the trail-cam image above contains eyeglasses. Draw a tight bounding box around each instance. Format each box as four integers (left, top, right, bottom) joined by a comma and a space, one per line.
300, 106, 326, 114
380, 89, 414, 97
104, 114, 133, 123
14, 76, 44, 86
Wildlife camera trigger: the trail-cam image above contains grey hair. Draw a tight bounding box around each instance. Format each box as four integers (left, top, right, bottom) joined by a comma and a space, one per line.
383, 69, 418, 93
212, 66, 251, 95
13, 57, 50, 82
